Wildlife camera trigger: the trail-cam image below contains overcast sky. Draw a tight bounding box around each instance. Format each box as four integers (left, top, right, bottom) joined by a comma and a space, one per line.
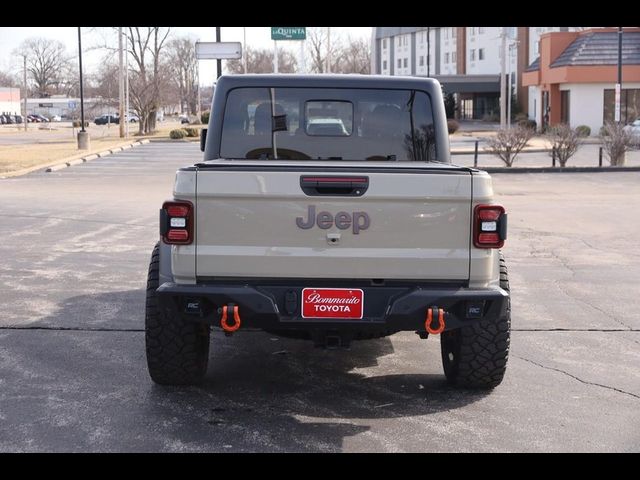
0, 27, 372, 85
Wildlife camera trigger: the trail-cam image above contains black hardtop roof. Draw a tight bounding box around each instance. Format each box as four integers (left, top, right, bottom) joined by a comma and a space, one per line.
215, 74, 442, 91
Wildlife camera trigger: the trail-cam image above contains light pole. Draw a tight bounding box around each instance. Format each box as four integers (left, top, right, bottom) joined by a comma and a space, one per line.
427, 27, 430, 77
615, 27, 622, 124
77, 27, 90, 150
22, 54, 27, 131
216, 27, 222, 78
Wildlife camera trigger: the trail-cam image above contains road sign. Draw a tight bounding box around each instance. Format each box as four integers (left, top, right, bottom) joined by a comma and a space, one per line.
39, 103, 53, 108
68, 101, 77, 109
271, 27, 306, 41
195, 42, 242, 60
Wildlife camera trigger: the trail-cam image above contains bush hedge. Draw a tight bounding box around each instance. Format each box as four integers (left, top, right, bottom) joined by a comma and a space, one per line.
169, 129, 187, 139
447, 119, 460, 134
575, 125, 591, 137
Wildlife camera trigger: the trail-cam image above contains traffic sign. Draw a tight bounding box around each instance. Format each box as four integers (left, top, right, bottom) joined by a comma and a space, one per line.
39, 103, 53, 108
68, 101, 77, 109
271, 27, 306, 41
195, 42, 242, 60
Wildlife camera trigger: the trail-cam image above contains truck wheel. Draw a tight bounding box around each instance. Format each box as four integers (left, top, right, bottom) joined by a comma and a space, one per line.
145, 242, 210, 385
440, 252, 510, 389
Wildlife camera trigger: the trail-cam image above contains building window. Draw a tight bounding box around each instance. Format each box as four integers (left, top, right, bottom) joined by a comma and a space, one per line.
452, 52, 457, 63
452, 27, 456, 37
603, 88, 640, 125
382, 38, 387, 50
444, 28, 449, 39
403, 58, 408, 68
479, 48, 485, 60
445, 52, 450, 63
479, 27, 485, 34
398, 58, 402, 69
470, 27, 476, 35
383, 60, 387, 70
470, 49, 476, 61
419, 56, 424, 66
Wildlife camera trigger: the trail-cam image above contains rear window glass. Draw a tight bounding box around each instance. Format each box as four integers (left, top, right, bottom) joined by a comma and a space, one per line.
220, 87, 436, 161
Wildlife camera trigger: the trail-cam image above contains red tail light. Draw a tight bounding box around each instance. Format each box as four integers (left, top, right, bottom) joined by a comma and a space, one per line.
474, 204, 507, 248
161, 200, 193, 245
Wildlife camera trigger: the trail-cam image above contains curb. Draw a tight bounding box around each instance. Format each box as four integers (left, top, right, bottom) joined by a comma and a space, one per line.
43, 139, 150, 173
479, 166, 640, 174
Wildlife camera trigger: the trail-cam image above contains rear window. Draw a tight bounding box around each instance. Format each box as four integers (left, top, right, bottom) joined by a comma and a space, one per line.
220, 87, 436, 161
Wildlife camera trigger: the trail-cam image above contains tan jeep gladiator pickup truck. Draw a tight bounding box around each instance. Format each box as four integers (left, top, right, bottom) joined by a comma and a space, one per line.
145, 74, 510, 389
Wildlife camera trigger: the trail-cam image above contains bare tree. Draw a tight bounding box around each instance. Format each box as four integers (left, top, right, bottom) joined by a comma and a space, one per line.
0, 70, 18, 87
85, 57, 119, 113
485, 126, 534, 167
334, 37, 371, 74
125, 27, 171, 134
546, 124, 582, 167
601, 121, 633, 166
226, 47, 297, 74
165, 37, 198, 115
14, 38, 74, 97
306, 27, 343, 73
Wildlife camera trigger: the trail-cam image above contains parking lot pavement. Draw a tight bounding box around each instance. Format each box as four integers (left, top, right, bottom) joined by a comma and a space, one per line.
0, 144, 638, 452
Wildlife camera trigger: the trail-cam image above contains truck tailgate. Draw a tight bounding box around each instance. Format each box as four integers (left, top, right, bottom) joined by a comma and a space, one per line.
195, 163, 472, 281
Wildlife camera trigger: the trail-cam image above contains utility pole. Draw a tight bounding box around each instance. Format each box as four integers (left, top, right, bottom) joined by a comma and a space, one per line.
507, 43, 512, 129
328, 27, 332, 72
615, 27, 622, 123
500, 27, 507, 129
216, 27, 222, 78
243, 27, 248, 73
427, 27, 431, 77
118, 27, 125, 138
273, 40, 279, 73
125, 30, 129, 138
22, 55, 27, 131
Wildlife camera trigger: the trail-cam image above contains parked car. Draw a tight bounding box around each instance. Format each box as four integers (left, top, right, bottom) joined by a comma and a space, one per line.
50, 115, 62, 122
179, 114, 190, 124
14, 115, 23, 124
32, 114, 49, 122
125, 113, 139, 123
94, 114, 120, 125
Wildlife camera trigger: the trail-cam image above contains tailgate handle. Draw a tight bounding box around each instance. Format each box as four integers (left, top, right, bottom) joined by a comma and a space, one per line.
300, 176, 369, 196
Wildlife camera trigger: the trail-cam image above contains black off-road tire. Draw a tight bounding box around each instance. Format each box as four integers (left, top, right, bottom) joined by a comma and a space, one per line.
440, 252, 511, 389
145, 242, 210, 385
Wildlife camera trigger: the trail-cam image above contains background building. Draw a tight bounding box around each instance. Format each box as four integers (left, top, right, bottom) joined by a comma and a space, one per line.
0, 87, 21, 115
523, 28, 640, 135
371, 27, 584, 120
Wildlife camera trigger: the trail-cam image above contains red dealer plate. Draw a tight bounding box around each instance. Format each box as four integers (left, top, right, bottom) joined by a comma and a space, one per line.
301, 288, 364, 319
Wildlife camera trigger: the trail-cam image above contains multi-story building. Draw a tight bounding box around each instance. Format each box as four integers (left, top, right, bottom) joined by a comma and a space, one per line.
371, 27, 583, 120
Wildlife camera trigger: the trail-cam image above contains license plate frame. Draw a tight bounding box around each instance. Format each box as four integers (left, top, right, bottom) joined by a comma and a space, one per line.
301, 288, 364, 319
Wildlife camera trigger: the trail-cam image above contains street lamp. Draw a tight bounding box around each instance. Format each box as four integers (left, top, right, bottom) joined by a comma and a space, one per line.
77, 26, 90, 150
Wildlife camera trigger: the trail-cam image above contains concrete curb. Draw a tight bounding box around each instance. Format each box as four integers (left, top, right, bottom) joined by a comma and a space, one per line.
43, 140, 149, 173
480, 166, 640, 174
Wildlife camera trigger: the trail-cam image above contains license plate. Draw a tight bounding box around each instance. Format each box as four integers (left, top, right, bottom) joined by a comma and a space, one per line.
301, 288, 364, 319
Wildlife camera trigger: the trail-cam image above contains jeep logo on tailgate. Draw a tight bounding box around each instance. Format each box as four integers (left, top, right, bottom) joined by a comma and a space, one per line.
296, 205, 370, 234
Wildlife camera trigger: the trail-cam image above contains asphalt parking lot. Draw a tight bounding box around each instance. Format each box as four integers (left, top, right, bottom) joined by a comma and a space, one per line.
0, 143, 638, 452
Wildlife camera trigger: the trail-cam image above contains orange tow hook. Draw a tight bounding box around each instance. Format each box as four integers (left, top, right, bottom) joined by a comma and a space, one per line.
220, 304, 241, 332
425, 306, 446, 335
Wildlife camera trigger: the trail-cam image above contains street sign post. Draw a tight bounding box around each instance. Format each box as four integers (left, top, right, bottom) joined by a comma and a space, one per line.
271, 27, 306, 41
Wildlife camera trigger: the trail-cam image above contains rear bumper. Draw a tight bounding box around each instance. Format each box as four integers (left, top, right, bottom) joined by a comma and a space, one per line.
156, 280, 509, 335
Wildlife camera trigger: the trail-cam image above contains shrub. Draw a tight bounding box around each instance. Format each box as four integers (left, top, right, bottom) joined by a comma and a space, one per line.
601, 121, 633, 166
169, 129, 187, 139
484, 125, 534, 167
447, 119, 460, 134
201, 111, 210, 124
546, 124, 582, 167
183, 127, 199, 138
575, 125, 591, 137
517, 118, 537, 131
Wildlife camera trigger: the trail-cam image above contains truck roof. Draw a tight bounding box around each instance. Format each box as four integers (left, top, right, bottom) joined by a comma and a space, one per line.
214, 74, 442, 91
